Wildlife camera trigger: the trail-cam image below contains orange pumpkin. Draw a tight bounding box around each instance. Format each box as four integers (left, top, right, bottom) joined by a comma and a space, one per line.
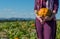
14, 37, 19, 39
37, 8, 52, 17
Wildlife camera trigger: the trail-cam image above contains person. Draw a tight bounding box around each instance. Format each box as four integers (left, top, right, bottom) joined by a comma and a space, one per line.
34, 0, 59, 39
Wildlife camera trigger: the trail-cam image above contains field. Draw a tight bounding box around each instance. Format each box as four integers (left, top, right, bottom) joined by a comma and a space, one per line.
0, 20, 60, 39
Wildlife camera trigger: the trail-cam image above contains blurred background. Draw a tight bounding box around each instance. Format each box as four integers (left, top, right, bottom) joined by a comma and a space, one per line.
0, 0, 60, 39
0, 0, 60, 19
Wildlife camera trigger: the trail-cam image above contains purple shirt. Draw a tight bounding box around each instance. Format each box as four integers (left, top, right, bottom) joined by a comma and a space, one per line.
34, 0, 59, 13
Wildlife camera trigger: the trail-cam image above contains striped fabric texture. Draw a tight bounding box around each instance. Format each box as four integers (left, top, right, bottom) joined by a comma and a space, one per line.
34, 0, 59, 13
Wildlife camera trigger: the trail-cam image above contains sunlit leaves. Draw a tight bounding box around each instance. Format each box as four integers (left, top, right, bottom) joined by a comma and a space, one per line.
0, 20, 60, 39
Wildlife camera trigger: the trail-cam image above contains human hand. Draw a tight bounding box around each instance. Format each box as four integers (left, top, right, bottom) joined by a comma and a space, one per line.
39, 18, 45, 24
53, 10, 56, 14
34, 10, 38, 13
44, 10, 56, 21
44, 16, 52, 21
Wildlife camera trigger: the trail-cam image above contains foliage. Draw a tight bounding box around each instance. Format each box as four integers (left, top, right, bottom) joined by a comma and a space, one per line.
0, 20, 60, 39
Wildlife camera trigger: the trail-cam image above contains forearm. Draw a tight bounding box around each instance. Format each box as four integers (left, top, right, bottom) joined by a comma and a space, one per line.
36, 14, 42, 21
51, 13, 55, 18
34, 10, 43, 22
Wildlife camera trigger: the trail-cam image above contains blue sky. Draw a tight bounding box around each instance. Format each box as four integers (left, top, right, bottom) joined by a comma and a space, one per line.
0, 0, 60, 19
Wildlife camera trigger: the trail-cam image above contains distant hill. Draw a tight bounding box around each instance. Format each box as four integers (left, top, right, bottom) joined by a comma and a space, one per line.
0, 18, 35, 21
0, 18, 60, 21
57, 19, 60, 21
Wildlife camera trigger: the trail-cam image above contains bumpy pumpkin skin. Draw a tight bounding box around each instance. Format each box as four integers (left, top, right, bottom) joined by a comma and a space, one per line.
37, 8, 52, 17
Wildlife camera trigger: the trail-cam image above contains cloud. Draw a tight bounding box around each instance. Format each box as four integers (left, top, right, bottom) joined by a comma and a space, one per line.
0, 8, 17, 14
3, 8, 12, 12
0, 8, 35, 18
11, 11, 16, 14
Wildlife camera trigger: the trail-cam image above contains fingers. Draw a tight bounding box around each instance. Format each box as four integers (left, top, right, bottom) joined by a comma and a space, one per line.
45, 16, 49, 20
40, 19, 45, 24
44, 16, 52, 21
53, 10, 56, 14
34, 10, 38, 13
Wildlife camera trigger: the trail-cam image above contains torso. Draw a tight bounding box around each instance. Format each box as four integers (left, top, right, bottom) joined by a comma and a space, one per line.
36, 0, 54, 11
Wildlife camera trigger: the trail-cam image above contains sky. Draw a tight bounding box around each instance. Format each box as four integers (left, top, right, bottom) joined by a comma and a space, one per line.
0, 0, 60, 19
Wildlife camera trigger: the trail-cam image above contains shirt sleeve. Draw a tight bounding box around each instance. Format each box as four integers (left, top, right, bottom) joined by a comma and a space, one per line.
53, 0, 59, 13
34, 0, 37, 10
